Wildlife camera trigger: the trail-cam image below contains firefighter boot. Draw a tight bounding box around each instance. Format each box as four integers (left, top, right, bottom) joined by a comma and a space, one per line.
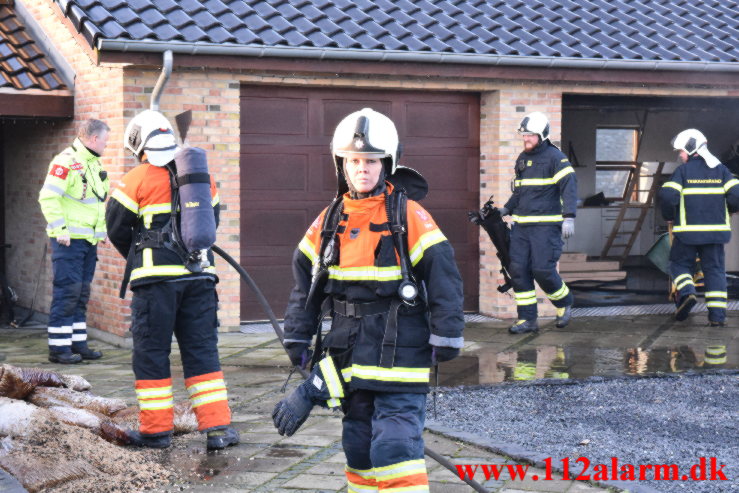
205, 426, 240, 450
675, 294, 697, 322
555, 305, 572, 328
48, 351, 82, 364
126, 430, 172, 449
509, 319, 539, 334
72, 343, 103, 360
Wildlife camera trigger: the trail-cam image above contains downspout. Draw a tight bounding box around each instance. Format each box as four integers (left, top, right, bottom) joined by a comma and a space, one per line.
99, 39, 739, 73
150, 50, 172, 111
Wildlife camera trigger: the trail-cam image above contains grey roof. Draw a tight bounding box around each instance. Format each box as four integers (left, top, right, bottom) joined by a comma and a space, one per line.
54, 0, 739, 65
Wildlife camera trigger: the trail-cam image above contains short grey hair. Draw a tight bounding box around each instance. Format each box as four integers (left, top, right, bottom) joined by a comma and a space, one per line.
78, 119, 110, 139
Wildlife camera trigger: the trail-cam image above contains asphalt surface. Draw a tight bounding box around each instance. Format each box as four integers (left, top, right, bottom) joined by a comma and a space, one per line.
430, 373, 739, 492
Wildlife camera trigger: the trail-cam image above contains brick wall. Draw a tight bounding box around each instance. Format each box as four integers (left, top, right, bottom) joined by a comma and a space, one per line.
4, 0, 128, 337
7, 1, 739, 338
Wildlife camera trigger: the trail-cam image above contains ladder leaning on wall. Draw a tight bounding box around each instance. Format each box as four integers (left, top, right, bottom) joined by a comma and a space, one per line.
601, 162, 665, 260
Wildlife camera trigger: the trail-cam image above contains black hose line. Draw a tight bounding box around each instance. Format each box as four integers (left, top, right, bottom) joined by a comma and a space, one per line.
212, 244, 488, 493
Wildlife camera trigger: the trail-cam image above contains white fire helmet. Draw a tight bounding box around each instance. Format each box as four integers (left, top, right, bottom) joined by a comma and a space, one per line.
672, 129, 721, 167
124, 109, 178, 166
517, 111, 550, 141
331, 108, 400, 194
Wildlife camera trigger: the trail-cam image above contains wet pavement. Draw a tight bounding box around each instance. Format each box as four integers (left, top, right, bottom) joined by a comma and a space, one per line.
0, 308, 737, 492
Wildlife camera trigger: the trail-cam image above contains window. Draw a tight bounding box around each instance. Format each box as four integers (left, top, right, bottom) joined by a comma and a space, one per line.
595, 128, 638, 200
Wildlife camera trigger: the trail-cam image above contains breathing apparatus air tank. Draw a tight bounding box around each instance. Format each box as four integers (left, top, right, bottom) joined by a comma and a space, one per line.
174, 146, 216, 272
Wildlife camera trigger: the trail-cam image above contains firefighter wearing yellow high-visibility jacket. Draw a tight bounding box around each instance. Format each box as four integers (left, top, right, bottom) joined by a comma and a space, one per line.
498, 112, 578, 334
659, 129, 739, 325
39, 119, 109, 364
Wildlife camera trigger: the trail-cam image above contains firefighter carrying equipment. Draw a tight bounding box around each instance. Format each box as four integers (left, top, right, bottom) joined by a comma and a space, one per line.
468, 196, 513, 293
284, 181, 464, 394
124, 109, 178, 167
105, 154, 220, 295
39, 138, 109, 244
672, 129, 721, 168
504, 140, 577, 225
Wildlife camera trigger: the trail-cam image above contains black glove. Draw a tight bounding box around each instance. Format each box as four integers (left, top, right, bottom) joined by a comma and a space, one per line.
285, 342, 310, 368
432, 346, 460, 365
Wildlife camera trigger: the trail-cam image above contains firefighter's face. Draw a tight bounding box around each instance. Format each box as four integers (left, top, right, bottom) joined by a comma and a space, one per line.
678, 150, 689, 163
522, 133, 540, 152
344, 154, 383, 193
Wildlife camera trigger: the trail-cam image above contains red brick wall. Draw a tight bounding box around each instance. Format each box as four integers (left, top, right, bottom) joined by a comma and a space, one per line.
4, 0, 128, 337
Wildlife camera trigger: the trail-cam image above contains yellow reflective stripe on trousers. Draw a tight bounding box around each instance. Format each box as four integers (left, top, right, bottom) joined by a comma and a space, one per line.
409, 229, 447, 266
136, 386, 173, 399
190, 389, 228, 408
350, 364, 429, 383
676, 279, 694, 291
514, 290, 537, 306
547, 282, 570, 301
138, 397, 174, 411
704, 291, 727, 298
373, 458, 428, 482
346, 465, 378, 493
512, 214, 563, 223
187, 379, 227, 397
130, 265, 216, 281
318, 357, 344, 399
111, 188, 139, 214
298, 237, 318, 264
328, 265, 402, 281
706, 301, 727, 308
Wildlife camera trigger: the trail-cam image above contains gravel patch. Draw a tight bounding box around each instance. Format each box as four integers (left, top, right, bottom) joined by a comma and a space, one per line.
429, 374, 738, 492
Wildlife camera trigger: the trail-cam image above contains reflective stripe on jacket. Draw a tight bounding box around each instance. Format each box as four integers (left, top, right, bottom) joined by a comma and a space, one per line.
105, 162, 220, 288
504, 141, 577, 224
38, 138, 109, 243
284, 182, 465, 393
659, 155, 739, 245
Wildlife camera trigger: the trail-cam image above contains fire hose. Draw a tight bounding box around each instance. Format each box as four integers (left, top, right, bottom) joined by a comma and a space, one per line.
211, 244, 488, 492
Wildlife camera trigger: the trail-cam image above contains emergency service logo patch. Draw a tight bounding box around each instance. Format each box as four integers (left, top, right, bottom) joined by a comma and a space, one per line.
350, 228, 360, 239
50, 164, 69, 180
70, 162, 83, 171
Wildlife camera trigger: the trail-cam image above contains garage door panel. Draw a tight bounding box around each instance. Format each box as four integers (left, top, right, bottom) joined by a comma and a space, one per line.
242, 209, 308, 247
404, 102, 472, 139
242, 153, 308, 191
241, 85, 480, 319
322, 100, 393, 136
241, 97, 308, 136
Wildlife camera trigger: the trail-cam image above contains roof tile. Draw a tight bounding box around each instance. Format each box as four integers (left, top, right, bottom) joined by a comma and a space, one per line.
50, 0, 739, 65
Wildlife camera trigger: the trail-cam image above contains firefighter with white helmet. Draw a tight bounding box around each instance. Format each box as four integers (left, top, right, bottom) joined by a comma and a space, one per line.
659, 129, 739, 325
106, 109, 239, 450
273, 108, 464, 492
497, 111, 578, 334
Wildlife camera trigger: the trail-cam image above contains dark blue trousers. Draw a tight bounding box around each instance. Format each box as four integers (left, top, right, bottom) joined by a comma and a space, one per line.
130, 279, 221, 380
342, 389, 426, 475
509, 224, 573, 320
669, 237, 727, 323
48, 238, 97, 353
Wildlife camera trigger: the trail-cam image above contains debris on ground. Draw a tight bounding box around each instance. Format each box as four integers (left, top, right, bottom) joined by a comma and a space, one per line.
0, 364, 196, 492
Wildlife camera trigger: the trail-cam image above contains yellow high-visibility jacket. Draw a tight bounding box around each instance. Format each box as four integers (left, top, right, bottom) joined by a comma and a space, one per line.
38, 138, 108, 244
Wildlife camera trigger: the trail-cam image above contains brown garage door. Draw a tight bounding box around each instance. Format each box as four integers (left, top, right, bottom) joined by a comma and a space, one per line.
240, 85, 480, 321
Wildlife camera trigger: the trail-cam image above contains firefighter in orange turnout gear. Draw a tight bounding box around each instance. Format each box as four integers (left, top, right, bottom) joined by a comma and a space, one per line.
273, 108, 464, 492
105, 110, 238, 450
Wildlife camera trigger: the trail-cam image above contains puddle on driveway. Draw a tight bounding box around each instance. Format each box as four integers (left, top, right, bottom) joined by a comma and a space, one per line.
435, 343, 734, 386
